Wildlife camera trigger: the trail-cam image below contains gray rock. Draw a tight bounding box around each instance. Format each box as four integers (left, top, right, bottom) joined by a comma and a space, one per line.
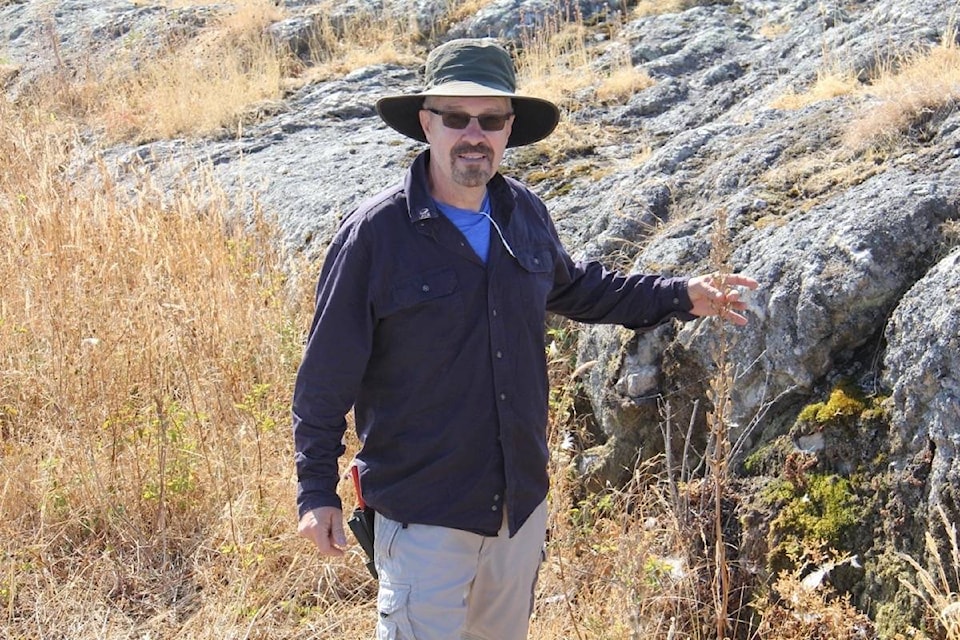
447, 0, 624, 42
883, 247, 960, 523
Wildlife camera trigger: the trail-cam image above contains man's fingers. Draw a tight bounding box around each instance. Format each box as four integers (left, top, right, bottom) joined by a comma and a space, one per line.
720, 307, 749, 326
331, 517, 348, 549
724, 274, 759, 290
299, 507, 347, 556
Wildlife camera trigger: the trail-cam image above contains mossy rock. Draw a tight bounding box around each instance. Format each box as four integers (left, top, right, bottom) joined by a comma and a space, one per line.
794, 382, 867, 428
766, 473, 868, 576
788, 381, 890, 477
743, 435, 794, 477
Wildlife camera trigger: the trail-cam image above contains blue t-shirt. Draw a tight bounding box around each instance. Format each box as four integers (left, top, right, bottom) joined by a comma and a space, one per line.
435, 194, 492, 263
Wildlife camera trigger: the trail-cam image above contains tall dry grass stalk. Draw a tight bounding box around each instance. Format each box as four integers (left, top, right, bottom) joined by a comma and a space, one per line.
705, 208, 736, 639
900, 505, 960, 640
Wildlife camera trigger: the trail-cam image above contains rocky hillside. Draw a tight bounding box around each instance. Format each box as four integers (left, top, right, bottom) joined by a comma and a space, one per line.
3, 0, 958, 635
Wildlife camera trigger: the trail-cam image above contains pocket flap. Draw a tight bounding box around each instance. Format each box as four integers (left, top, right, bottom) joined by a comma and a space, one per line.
377, 581, 411, 617
516, 247, 553, 273
390, 267, 458, 310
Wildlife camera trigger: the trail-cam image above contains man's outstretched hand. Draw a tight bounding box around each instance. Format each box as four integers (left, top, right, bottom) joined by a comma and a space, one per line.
298, 506, 348, 556
687, 273, 759, 326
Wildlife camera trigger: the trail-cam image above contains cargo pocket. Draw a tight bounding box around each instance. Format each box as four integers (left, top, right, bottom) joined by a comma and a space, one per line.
376, 581, 416, 640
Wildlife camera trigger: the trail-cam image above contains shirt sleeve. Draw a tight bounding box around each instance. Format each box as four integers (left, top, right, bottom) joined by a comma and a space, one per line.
543, 215, 695, 329
292, 224, 376, 518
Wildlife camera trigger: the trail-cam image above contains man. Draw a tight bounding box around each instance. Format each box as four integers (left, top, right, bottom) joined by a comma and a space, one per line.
293, 38, 757, 640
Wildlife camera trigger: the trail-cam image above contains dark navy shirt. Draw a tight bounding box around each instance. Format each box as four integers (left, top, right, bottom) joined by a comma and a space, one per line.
292, 150, 695, 536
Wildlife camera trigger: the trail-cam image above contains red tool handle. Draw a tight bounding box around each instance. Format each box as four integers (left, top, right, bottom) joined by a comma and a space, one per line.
350, 464, 366, 510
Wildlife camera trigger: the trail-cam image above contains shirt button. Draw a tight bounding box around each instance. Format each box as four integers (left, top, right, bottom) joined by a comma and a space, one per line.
494, 494, 500, 501
492, 309, 498, 317
491, 505, 499, 511
496, 351, 503, 359
422, 284, 430, 292
672, 297, 680, 305
533, 257, 540, 265
499, 393, 507, 401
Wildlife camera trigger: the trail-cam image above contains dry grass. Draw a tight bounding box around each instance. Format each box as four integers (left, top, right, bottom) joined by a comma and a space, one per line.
24, 0, 290, 143
302, 10, 421, 80
899, 506, 960, 640
633, 0, 728, 18
514, 15, 653, 164
0, 95, 325, 637
771, 24, 960, 154
516, 20, 598, 109
759, 150, 882, 213
771, 70, 861, 110
515, 12, 656, 110
943, 220, 960, 253
596, 64, 656, 104
759, 22, 790, 39
845, 27, 960, 151
0, 62, 19, 86
300, 0, 499, 81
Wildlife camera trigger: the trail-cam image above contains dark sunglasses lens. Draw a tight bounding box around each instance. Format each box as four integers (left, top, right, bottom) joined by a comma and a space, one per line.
477, 115, 508, 131
440, 112, 471, 129
438, 111, 509, 131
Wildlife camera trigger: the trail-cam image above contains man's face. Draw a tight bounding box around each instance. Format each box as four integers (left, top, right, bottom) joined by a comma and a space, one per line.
418, 96, 514, 192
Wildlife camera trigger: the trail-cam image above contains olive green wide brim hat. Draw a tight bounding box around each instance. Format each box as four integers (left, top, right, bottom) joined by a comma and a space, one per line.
375, 38, 561, 148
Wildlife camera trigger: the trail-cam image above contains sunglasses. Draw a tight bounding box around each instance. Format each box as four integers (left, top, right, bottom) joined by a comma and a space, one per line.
423, 108, 514, 132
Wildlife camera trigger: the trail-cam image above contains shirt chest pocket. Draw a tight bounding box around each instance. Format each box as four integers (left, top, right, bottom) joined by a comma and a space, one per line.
377, 267, 465, 351
514, 247, 555, 307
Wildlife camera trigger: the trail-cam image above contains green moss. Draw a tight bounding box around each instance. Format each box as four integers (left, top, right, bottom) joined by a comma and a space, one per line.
796, 383, 867, 428
759, 477, 796, 504
766, 473, 865, 574
777, 474, 859, 542
744, 436, 793, 476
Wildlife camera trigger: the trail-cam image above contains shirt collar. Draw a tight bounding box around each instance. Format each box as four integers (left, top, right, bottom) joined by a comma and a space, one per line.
404, 150, 515, 226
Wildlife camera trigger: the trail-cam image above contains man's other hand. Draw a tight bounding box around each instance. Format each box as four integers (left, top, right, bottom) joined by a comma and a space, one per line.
687, 273, 760, 326
298, 506, 348, 556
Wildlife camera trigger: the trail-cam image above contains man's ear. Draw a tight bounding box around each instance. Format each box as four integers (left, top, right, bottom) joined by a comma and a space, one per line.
418, 107, 433, 142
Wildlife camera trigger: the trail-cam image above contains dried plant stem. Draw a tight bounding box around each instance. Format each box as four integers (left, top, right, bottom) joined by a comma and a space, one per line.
707, 208, 735, 640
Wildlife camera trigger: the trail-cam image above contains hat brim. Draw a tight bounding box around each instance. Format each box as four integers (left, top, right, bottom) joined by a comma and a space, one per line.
376, 82, 560, 148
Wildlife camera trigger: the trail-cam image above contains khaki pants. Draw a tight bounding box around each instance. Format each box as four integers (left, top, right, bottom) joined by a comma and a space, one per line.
373, 500, 547, 640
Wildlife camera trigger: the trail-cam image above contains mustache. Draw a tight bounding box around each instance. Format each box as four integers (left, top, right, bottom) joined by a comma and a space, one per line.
451, 143, 493, 157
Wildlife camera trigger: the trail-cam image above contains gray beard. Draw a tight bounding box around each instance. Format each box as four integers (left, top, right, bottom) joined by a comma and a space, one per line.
450, 143, 494, 188
452, 165, 491, 188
